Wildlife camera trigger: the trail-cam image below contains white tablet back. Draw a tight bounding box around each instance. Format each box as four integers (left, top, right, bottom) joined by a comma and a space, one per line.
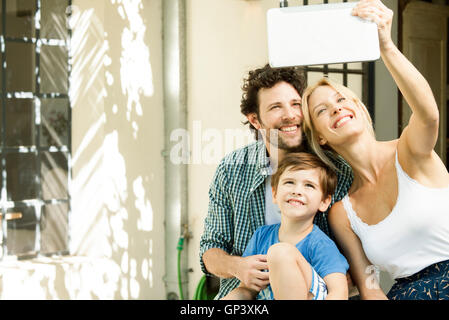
267, 2, 380, 67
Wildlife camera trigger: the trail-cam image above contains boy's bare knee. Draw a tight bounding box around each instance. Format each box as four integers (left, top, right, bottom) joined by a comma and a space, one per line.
267, 242, 299, 265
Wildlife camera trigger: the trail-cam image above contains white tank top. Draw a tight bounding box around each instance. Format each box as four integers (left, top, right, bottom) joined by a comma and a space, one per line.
343, 151, 449, 279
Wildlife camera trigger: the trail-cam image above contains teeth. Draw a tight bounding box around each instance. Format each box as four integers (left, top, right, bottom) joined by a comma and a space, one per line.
280, 126, 297, 132
335, 116, 352, 128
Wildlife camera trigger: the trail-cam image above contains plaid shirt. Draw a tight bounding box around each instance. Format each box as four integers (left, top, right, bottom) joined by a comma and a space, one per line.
199, 140, 353, 299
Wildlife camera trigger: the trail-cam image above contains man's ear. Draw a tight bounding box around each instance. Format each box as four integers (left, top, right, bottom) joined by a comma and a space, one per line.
318, 195, 332, 212
247, 113, 261, 130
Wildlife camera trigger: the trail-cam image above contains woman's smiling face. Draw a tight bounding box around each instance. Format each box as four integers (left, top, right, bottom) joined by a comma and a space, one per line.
307, 85, 366, 147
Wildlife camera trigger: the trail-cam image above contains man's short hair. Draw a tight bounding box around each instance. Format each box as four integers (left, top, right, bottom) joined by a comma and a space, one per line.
271, 152, 337, 200
240, 64, 306, 133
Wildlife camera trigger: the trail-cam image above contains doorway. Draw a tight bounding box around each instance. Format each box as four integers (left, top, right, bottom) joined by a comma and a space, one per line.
401, 0, 449, 168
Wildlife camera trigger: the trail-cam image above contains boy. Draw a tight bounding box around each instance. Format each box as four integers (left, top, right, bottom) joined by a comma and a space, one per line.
222, 152, 349, 300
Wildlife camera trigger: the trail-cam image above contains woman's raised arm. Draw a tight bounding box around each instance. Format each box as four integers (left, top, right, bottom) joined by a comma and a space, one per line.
353, 0, 439, 157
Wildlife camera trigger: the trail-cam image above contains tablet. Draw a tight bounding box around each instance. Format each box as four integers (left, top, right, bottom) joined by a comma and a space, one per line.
266, 2, 380, 67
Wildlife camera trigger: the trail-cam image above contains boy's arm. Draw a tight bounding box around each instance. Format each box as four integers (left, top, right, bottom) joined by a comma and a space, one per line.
323, 273, 348, 300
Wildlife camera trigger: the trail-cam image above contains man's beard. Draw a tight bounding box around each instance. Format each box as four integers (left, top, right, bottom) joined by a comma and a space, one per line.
260, 125, 305, 152
277, 138, 305, 152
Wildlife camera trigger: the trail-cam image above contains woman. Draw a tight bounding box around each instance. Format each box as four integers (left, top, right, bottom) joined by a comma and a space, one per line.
301, 0, 449, 300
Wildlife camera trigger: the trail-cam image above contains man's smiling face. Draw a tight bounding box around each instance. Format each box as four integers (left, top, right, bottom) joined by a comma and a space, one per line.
247, 81, 304, 152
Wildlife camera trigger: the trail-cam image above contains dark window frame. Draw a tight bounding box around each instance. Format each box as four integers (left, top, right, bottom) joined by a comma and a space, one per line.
0, 0, 72, 260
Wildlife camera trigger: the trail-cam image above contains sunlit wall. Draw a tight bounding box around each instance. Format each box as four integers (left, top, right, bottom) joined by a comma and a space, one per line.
0, 0, 165, 299
70, 0, 165, 299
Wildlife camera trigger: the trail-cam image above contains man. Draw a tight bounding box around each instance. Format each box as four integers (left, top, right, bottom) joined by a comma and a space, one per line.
199, 64, 353, 299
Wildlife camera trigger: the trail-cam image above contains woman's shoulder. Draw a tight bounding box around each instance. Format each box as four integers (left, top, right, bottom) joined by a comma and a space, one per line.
380, 138, 399, 150
374, 139, 399, 164
328, 199, 351, 229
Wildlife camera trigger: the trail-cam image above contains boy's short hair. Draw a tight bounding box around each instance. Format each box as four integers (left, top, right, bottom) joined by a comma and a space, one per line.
271, 152, 337, 200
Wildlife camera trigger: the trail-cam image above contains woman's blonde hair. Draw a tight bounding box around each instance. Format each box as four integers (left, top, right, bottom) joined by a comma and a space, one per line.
301, 77, 375, 171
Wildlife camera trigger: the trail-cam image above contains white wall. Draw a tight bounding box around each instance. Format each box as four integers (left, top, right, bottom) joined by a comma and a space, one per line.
0, 0, 166, 299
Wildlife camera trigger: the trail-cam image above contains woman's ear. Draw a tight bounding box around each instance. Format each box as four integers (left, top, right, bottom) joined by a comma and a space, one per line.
318, 135, 327, 146
247, 113, 261, 130
272, 187, 277, 204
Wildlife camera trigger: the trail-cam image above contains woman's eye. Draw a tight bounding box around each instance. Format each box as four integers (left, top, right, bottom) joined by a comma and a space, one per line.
305, 183, 315, 189
293, 102, 301, 108
317, 108, 325, 116
284, 181, 294, 185
337, 97, 346, 103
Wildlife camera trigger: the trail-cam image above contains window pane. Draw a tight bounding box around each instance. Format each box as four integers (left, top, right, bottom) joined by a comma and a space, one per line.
6, 206, 37, 256
6, 153, 37, 201
5, 98, 35, 146
348, 62, 363, 70
328, 73, 343, 85
40, 98, 69, 147
348, 74, 363, 100
5, 0, 36, 38
41, 151, 68, 200
308, 0, 324, 4
307, 71, 325, 86
40, 203, 68, 254
41, 0, 69, 40
328, 63, 343, 70
6, 42, 36, 92
40, 45, 68, 94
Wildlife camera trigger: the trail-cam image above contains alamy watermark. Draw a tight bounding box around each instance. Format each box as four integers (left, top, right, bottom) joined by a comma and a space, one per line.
364, 265, 381, 290
168, 120, 279, 168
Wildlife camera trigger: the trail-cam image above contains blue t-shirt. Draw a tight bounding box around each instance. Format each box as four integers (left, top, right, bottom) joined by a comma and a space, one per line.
242, 223, 349, 300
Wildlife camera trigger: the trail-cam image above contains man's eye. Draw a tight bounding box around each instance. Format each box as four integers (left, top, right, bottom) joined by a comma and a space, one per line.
293, 102, 302, 108
284, 181, 294, 185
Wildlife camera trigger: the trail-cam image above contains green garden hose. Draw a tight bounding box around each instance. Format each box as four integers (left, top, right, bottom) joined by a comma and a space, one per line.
193, 275, 208, 300
177, 236, 217, 300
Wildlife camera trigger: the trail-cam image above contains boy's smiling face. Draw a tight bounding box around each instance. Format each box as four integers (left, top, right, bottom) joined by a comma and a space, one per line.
272, 167, 331, 221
